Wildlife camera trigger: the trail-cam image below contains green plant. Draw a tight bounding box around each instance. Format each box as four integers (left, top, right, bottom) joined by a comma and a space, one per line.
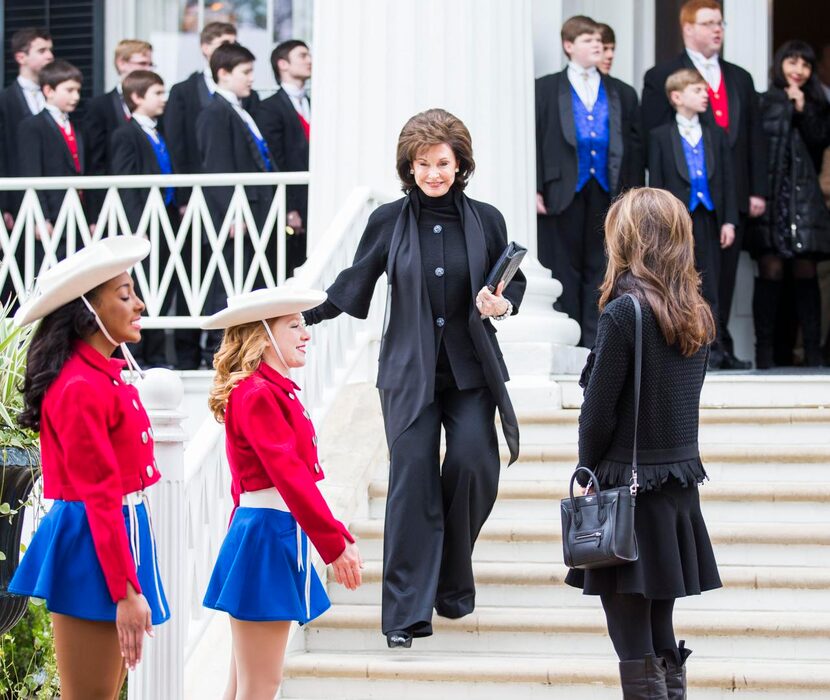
0, 301, 37, 452
0, 600, 59, 699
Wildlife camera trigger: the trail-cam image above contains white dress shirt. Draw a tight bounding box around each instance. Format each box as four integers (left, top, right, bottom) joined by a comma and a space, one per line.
566, 61, 601, 110
214, 87, 265, 139
686, 48, 722, 91
133, 113, 160, 142
17, 76, 44, 114
280, 82, 310, 121
114, 82, 131, 119
44, 103, 71, 135
676, 113, 703, 147
203, 66, 218, 95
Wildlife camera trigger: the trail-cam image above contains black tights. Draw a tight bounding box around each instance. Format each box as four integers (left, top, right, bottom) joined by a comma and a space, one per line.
758, 254, 816, 281
600, 593, 677, 661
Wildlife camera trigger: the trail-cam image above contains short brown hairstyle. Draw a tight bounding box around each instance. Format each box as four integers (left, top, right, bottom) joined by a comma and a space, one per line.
395, 109, 475, 193
561, 15, 600, 45
11, 27, 51, 57
664, 68, 706, 99
680, 0, 722, 27
200, 21, 237, 46
114, 39, 152, 70
122, 70, 164, 112
597, 23, 616, 45
39, 60, 82, 89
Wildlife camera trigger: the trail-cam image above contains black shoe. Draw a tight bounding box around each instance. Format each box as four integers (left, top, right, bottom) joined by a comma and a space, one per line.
720, 352, 752, 370
618, 654, 668, 699
661, 640, 692, 699
386, 630, 412, 648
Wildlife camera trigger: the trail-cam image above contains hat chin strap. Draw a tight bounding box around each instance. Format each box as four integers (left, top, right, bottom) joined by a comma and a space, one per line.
80, 295, 145, 381
261, 320, 290, 375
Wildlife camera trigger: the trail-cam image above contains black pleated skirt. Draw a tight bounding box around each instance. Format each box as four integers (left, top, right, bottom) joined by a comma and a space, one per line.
564, 478, 722, 599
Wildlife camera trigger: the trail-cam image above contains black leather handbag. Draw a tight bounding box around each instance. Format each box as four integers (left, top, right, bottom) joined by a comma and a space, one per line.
561, 294, 643, 570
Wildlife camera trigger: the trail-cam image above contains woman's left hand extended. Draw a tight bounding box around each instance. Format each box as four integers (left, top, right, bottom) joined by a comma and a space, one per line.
476, 281, 509, 318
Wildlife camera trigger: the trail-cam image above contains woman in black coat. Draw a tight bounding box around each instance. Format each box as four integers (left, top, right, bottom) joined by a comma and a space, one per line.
751, 41, 830, 368
304, 108, 526, 648
565, 188, 721, 699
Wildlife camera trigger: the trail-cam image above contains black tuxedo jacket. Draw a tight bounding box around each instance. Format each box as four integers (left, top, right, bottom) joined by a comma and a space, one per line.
18, 111, 86, 222
535, 68, 643, 215
196, 94, 273, 228
648, 122, 738, 228
0, 81, 39, 211
255, 89, 309, 217
641, 51, 768, 212
83, 88, 129, 176
111, 120, 175, 229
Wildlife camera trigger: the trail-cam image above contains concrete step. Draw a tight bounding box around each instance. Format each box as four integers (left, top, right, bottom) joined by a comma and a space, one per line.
349, 518, 830, 566
327, 562, 830, 612
367, 479, 830, 522
301, 605, 830, 661
281, 652, 830, 699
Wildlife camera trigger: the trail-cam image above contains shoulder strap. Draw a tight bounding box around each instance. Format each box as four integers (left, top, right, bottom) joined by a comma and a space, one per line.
626, 293, 642, 495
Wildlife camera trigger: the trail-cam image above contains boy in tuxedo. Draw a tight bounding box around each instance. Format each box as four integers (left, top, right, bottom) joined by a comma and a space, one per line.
18, 59, 87, 264
648, 68, 738, 368
256, 39, 311, 276
197, 42, 275, 359
535, 15, 643, 347
166, 22, 259, 208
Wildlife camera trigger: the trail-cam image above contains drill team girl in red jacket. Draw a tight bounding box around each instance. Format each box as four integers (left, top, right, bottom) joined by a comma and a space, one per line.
10, 236, 169, 699
201, 287, 362, 700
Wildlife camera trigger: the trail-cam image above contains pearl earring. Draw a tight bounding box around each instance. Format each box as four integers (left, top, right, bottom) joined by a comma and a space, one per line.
410, 170, 415, 174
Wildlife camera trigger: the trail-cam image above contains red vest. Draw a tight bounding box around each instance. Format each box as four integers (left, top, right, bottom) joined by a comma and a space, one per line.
58, 121, 81, 173
296, 112, 310, 141
707, 76, 730, 131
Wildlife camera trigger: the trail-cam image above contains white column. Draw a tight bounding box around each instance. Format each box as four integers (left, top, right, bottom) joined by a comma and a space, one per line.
724, 0, 770, 92
129, 368, 186, 700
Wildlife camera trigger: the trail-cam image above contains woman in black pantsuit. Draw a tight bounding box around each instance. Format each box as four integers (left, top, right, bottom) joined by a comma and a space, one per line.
304, 108, 526, 648
565, 188, 721, 699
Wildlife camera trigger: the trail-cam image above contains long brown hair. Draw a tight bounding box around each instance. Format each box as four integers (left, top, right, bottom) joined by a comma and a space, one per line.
207, 321, 269, 422
599, 188, 716, 357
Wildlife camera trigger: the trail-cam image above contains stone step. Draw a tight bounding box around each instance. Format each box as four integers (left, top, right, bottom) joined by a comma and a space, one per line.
367, 479, 830, 522
327, 562, 830, 612
301, 605, 830, 660
281, 652, 830, 700
349, 519, 830, 566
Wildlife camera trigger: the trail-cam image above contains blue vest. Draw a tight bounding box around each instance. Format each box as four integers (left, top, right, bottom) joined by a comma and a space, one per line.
572, 81, 610, 193
142, 129, 175, 206
246, 125, 275, 172
680, 134, 715, 212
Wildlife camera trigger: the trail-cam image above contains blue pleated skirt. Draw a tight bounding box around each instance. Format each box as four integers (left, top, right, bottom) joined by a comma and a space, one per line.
203, 507, 330, 623
9, 500, 170, 624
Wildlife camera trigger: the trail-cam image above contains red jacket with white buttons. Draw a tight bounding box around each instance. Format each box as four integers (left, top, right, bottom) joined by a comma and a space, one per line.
39, 340, 160, 603
224, 363, 354, 564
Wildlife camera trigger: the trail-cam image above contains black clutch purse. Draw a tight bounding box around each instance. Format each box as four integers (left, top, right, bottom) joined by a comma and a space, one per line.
486, 242, 527, 292
561, 294, 643, 570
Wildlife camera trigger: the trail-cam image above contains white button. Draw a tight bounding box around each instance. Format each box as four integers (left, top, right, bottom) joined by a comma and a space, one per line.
132, 399, 140, 411
587, 114, 594, 121
112, 379, 119, 386
696, 169, 703, 176
590, 131, 596, 137
697, 192, 704, 198
145, 465, 154, 477
141, 431, 148, 444
287, 392, 295, 400
433, 224, 442, 234
693, 149, 698, 155
314, 463, 321, 474
589, 167, 595, 174
590, 150, 596, 156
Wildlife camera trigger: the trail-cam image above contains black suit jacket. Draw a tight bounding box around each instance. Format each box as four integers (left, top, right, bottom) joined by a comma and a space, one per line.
641, 52, 768, 212
648, 122, 738, 228
83, 88, 129, 176
536, 68, 643, 215
255, 89, 309, 217
18, 111, 86, 222
196, 94, 273, 228
111, 120, 173, 230
0, 81, 39, 211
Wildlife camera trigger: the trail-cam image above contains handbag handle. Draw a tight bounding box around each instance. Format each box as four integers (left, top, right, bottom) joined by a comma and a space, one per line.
568, 466, 605, 526
627, 293, 643, 496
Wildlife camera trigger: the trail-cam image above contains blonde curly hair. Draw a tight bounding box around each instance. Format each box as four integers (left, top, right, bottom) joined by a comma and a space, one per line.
207, 321, 269, 422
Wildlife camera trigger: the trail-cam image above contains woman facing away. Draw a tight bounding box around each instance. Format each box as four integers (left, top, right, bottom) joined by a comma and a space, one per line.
201, 287, 362, 700
565, 188, 722, 699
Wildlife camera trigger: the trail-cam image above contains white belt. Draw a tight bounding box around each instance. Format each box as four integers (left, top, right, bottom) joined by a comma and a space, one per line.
239, 487, 311, 619
123, 490, 166, 619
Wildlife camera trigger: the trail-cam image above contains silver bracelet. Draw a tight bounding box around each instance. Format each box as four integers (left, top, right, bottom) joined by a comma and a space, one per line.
492, 299, 513, 321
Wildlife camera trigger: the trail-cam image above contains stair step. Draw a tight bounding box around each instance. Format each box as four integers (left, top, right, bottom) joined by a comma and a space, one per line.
282, 652, 830, 699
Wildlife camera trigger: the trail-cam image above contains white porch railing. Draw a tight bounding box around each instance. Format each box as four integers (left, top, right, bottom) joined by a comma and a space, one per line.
131, 185, 391, 700
0, 172, 309, 322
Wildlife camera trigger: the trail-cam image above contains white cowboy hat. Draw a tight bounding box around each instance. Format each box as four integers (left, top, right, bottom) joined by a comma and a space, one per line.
14, 236, 151, 327
201, 287, 327, 330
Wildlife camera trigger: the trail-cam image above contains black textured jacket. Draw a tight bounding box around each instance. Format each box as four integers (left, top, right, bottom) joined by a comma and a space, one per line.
577, 294, 709, 490
750, 89, 830, 257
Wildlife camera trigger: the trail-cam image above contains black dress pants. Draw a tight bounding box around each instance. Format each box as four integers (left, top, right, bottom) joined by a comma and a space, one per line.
717, 212, 748, 355
538, 179, 609, 348
691, 208, 721, 337
382, 385, 499, 637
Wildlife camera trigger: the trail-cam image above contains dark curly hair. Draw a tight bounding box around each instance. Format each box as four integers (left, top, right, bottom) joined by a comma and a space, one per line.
17, 292, 101, 432
395, 108, 475, 193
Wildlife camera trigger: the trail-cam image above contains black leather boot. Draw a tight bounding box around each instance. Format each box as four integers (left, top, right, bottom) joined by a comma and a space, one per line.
618, 653, 668, 699
794, 278, 824, 367
661, 640, 692, 699
752, 278, 781, 369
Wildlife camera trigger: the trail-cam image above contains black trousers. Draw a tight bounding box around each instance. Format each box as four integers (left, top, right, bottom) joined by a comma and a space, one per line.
601, 593, 677, 661
691, 208, 721, 341
538, 179, 609, 348
717, 212, 748, 355
382, 385, 499, 637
